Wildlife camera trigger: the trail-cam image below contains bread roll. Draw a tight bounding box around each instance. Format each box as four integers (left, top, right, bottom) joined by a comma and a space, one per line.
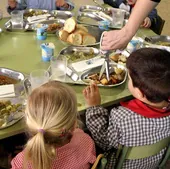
82, 34, 96, 45
67, 33, 82, 45
76, 24, 88, 33
63, 17, 76, 33
73, 28, 87, 35
59, 29, 69, 41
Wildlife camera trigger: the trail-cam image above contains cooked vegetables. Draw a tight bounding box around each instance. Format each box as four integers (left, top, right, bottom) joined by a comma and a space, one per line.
85, 67, 126, 85
65, 49, 95, 62
24, 10, 48, 18
0, 100, 23, 127
0, 75, 18, 85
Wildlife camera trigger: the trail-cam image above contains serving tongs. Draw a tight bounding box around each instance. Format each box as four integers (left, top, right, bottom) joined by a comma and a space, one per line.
99, 51, 111, 81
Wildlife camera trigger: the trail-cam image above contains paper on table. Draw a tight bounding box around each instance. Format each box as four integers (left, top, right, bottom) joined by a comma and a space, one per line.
71, 56, 105, 72
0, 84, 15, 98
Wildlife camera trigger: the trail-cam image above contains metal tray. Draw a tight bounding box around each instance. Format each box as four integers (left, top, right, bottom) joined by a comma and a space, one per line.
5, 19, 65, 33
0, 68, 25, 96
79, 5, 103, 13
80, 62, 127, 87
0, 97, 25, 129
57, 25, 104, 46
23, 9, 49, 19
4, 20, 27, 32
50, 10, 74, 19
144, 35, 170, 52
77, 6, 129, 29
59, 46, 100, 63
77, 12, 123, 29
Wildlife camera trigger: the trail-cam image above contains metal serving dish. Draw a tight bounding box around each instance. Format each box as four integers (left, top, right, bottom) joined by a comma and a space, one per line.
57, 25, 104, 46
0, 97, 25, 129
144, 35, 170, 52
79, 5, 103, 13
59, 46, 100, 63
23, 9, 49, 18
0, 68, 25, 96
0, 68, 25, 82
51, 10, 74, 19
4, 20, 27, 32
80, 62, 127, 87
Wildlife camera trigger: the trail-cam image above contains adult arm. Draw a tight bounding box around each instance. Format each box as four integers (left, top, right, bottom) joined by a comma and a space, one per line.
101, 0, 160, 50
7, 0, 27, 14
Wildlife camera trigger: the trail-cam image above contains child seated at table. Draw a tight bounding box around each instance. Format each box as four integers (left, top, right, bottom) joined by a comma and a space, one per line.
7, 0, 74, 14
83, 48, 170, 168
103, 0, 163, 34
11, 81, 96, 169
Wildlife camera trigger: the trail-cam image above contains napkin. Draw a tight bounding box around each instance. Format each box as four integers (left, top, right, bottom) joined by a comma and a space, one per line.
0, 84, 15, 98
71, 56, 105, 72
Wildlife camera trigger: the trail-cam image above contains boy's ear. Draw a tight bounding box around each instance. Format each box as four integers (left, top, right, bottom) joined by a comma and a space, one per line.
135, 87, 145, 100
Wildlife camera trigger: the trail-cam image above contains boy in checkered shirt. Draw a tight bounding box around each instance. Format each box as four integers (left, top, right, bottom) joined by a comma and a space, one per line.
83, 48, 170, 169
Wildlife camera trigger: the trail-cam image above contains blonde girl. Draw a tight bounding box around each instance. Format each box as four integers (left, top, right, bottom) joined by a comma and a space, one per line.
11, 81, 96, 169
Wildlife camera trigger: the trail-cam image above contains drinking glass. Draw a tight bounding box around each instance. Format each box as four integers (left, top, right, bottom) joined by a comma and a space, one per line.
50, 55, 67, 82
11, 10, 23, 29
30, 69, 49, 90
111, 8, 125, 27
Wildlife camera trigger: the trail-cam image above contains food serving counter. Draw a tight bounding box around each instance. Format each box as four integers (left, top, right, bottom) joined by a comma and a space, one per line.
0, 13, 156, 140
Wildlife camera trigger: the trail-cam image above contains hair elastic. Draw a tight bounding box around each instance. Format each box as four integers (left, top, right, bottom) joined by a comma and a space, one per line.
38, 128, 45, 134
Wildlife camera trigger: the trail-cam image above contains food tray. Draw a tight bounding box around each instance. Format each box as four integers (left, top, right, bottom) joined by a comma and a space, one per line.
0, 67, 25, 96
0, 97, 25, 129
50, 10, 74, 19
5, 18, 65, 33
79, 5, 103, 13
59, 46, 100, 63
80, 62, 127, 87
57, 25, 104, 46
77, 12, 124, 29
23, 9, 49, 18
77, 6, 129, 29
144, 35, 170, 52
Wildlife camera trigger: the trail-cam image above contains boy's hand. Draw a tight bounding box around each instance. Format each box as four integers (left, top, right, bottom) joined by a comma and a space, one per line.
8, 0, 17, 9
141, 17, 151, 28
83, 83, 101, 107
56, 0, 69, 8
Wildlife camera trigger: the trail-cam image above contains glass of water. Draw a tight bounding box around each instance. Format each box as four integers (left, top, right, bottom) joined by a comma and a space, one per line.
30, 69, 50, 90
111, 8, 125, 28
50, 55, 67, 82
11, 10, 23, 29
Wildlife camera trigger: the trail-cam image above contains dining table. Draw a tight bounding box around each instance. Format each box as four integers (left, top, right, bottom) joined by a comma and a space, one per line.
0, 4, 156, 140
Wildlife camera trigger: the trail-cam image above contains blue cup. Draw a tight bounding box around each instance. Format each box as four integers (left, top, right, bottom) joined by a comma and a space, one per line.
98, 21, 110, 31
37, 26, 47, 40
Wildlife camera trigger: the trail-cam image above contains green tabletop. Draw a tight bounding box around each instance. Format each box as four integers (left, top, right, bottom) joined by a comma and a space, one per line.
0, 14, 155, 140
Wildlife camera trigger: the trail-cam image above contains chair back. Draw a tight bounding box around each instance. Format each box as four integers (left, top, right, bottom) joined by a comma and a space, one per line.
91, 154, 107, 169
115, 137, 170, 169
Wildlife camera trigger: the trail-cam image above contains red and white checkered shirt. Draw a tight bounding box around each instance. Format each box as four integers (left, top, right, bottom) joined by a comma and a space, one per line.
11, 129, 96, 169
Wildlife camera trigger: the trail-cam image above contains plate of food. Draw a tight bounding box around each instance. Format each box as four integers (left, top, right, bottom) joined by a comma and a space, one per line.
59, 46, 100, 63
109, 50, 130, 66
24, 9, 49, 19
0, 98, 25, 129
80, 62, 127, 87
57, 17, 103, 46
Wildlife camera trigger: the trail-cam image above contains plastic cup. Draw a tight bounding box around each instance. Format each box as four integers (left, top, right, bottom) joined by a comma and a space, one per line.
98, 20, 110, 31
11, 10, 23, 29
30, 69, 49, 90
111, 8, 125, 27
50, 55, 67, 82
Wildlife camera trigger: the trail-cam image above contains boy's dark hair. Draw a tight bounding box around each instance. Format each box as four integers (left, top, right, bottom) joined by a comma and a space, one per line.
127, 48, 170, 103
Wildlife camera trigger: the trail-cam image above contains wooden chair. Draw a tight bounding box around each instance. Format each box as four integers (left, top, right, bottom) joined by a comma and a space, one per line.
91, 154, 107, 169
115, 137, 170, 169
